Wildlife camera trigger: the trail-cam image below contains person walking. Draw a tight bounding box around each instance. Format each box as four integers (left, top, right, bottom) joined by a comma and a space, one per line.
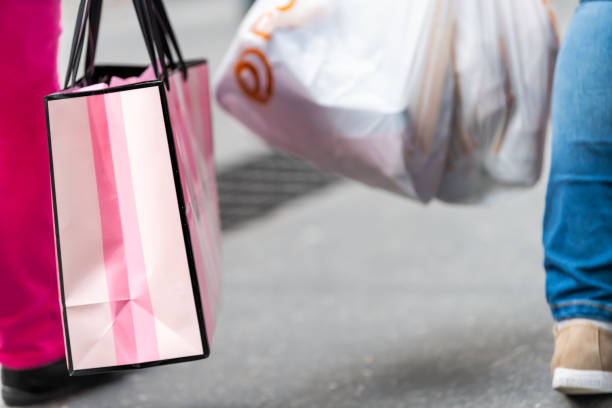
544, 0, 612, 395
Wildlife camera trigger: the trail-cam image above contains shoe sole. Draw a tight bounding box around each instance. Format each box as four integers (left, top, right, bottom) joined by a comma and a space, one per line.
553, 368, 612, 395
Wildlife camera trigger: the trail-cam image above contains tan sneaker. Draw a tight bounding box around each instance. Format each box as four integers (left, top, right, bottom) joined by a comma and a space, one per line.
551, 319, 612, 394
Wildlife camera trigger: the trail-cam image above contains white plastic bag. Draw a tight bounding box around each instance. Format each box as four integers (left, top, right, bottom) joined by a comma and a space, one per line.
215, 0, 455, 201
215, 0, 558, 203
437, 0, 558, 202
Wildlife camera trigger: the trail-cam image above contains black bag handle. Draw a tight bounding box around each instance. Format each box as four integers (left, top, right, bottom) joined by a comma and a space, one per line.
63, 0, 186, 90
84, 0, 103, 82
63, 0, 92, 89
64, 0, 159, 88
140, 0, 170, 84
131, 0, 188, 83
132, 0, 162, 82
150, 0, 188, 79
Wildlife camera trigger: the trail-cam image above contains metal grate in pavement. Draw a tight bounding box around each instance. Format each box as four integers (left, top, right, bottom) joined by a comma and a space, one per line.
217, 153, 340, 231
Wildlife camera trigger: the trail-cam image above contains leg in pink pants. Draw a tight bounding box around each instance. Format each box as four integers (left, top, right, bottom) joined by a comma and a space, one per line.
0, 0, 64, 369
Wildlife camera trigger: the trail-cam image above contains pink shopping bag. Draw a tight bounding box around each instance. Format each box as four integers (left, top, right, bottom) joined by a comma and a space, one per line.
45, 0, 221, 375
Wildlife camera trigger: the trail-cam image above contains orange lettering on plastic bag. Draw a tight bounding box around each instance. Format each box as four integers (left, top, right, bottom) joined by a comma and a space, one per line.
276, 0, 297, 12
250, 0, 297, 39
234, 48, 274, 104
251, 12, 276, 39
243, 1, 298, 102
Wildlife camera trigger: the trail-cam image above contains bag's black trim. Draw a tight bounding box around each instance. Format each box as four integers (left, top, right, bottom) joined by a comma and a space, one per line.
46, 80, 163, 101
45, 98, 75, 375
68, 354, 207, 377
45, 64, 211, 376
83, 66, 151, 84
158, 82, 211, 360
80, 60, 207, 88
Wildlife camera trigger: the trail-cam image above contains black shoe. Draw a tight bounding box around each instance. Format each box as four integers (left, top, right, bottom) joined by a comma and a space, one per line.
2, 359, 112, 406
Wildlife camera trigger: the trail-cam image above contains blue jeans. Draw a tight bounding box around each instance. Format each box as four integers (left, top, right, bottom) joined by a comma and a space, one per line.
544, 0, 612, 321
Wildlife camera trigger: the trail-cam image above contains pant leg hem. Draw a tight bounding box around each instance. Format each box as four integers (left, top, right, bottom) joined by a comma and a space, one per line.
0, 350, 65, 371
551, 300, 612, 322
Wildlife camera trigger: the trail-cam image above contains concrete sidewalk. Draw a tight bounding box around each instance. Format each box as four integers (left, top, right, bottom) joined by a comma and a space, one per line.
21, 178, 612, 407
9, 1, 611, 407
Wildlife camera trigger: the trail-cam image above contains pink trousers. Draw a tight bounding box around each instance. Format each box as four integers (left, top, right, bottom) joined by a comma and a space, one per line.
0, 0, 64, 369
